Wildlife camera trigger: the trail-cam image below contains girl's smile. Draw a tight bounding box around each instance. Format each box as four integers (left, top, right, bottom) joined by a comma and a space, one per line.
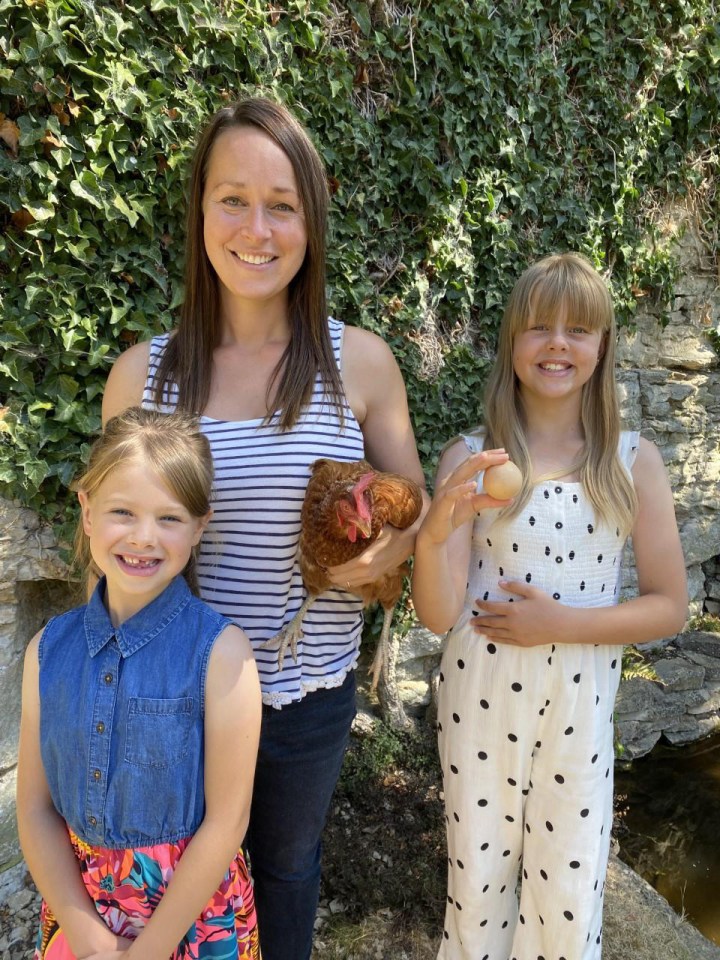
512, 304, 604, 400
78, 459, 208, 625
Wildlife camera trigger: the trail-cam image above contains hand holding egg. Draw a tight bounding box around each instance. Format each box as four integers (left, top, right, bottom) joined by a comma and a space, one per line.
483, 460, 523, 499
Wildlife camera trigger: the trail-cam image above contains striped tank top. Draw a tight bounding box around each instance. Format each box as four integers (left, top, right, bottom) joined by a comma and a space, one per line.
141, 317, 366, 707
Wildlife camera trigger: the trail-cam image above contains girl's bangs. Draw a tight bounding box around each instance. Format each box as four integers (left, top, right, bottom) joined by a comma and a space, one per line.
524, 265, 612, 334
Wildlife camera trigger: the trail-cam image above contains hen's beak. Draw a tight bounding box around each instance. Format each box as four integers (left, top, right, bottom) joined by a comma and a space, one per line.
352, 517, 372, 540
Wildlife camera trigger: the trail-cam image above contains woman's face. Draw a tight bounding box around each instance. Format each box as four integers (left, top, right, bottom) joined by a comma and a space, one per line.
202, 126, 308, 313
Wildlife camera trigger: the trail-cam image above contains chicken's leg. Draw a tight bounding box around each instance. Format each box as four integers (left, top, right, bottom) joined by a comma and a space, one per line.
260, 594, 317, 668
371, 604, 411, 731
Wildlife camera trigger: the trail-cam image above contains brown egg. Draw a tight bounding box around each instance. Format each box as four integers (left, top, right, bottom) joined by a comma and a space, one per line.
483, 461, 523, 499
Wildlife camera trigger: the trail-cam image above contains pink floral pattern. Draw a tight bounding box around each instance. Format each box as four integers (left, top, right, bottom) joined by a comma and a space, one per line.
35, 828, 260, 959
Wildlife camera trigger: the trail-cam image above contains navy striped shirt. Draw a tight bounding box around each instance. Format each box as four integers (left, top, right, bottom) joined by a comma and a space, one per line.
142, 318, 366, 707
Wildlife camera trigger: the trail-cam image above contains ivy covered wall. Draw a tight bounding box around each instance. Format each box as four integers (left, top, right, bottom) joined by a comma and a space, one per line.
1, 0, 719, 536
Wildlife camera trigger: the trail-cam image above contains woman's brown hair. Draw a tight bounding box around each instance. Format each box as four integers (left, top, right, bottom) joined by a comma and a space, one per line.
74, 407, 213, 595
153, 96, 343, 427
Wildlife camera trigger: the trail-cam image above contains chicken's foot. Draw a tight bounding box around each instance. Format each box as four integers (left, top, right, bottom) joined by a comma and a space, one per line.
260, 595, 317, 668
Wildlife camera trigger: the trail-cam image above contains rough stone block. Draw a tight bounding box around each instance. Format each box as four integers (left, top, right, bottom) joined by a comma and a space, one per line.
651, 657, 705, 692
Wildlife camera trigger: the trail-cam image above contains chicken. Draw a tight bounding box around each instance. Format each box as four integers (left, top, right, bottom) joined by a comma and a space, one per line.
261, 458, 423, 700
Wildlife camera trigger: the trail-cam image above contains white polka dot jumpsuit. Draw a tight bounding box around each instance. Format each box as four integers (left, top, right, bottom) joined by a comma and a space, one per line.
437, 431, 639, 960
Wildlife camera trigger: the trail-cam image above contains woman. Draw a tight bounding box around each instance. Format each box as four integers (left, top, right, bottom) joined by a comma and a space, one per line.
102, 96, 428, 960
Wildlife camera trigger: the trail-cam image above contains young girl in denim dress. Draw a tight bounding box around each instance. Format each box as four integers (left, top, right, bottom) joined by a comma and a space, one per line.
413, 253, 687, 960
17, 407, 262, 959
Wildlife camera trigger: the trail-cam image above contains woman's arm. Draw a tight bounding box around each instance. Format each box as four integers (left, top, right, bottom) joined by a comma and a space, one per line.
101, 341, 151, 426
471, 438, 688, 646
412, 443, 513, 634
118, 625, 261, 960
330, 326, 429, 586
17, 636, 132, 957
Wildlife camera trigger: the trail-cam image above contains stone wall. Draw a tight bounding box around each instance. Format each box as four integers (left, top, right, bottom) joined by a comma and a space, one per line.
1, 205, 718, 886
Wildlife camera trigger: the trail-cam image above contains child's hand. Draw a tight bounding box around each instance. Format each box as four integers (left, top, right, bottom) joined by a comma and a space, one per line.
79, 936, 133, 960
420, 449, 513, 546
470, 580, 574, 646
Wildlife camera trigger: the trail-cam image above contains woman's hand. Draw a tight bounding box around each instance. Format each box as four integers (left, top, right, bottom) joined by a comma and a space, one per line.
326, 522, 415, 590
470, 580, 575, 647
419, 449, 513, 548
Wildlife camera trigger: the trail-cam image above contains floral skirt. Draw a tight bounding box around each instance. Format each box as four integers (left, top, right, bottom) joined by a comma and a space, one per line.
35, 827, 260, 959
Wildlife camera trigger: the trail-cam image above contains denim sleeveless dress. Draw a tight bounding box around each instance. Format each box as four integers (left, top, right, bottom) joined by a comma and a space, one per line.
34, 575, 260, 959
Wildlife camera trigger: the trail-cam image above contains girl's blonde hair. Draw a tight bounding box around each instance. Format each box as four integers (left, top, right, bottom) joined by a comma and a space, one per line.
483, 252, 637, 536
74, 407, 214, 594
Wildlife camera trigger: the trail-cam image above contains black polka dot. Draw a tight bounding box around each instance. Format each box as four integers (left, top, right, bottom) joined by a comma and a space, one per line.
457, 859, 464, 869
526, 823, 531, 833
472, 609, 479, 616
588, 524, 594, 533
481, 842, 489, 850
580, 580, 586, 591
508, 777, 517, 786
453, 812, 459, 822
500, 885, 506, 893
553, 592, 560, 600
539, 915, 544, 925
569, 550, 575, 559
529, 515, 536, 525
581, 808, 589, 817
486, 538, 492, 546
526, 572, 532, 582
443, 931, 449, 940
457, 659, 465, 669
591, 753, 598, 763
545, 545, 551, 556
555, 556, 563, 564
508, 733, 518, 742
565, 726, 574, 735
505, 815, 514, 822
478, 751, 487, 760
455, 901, 462, 910
544, 489, 550, 499
486, 643, 496, 654
573, 673, 581, 683
478, 559, 483, 569
511, 682, 522, 692
520, 913, 525, 923
597, 553, 603, 563
480, 919, 488, 927
540, 868, 548, 880
513, 542, 518, 552
535, 740, 542, 748
478, 798, 488, 807
564, 910, 574, 921
546, 821, 554, 831
450, 764, 458, 774
502, 849, 511, 857
439, 672, 445, 682
554, 485, 562, 493
502, 920, 509, 928
555, 774, 565, 784
499, 566, 504, 576
447, 895, 453, 903
452, 712, 460, 723
555, 521, 563, 529
483, 591, 489, 601
611, 658, 617, 669
573, 494, 578, 503
480, 699, 489, 709
570, 860, 580, 869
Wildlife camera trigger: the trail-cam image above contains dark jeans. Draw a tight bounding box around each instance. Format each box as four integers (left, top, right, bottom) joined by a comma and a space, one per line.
246, 670, 356, 960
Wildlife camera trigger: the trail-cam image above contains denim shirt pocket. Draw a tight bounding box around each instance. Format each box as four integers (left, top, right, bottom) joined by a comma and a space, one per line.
125, 697, 194, 768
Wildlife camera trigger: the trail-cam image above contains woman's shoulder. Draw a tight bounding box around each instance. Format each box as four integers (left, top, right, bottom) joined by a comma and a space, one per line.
103, 339, 154, 422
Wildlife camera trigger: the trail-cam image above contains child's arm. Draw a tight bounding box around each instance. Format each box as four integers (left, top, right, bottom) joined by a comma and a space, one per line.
412, 443, 514, 634
471, 438, 688, 646
112, 624, 262, 960
17, 636, 133, 957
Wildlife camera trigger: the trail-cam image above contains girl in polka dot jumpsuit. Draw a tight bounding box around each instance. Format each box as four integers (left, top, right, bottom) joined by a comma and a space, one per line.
412, 253, 687, 960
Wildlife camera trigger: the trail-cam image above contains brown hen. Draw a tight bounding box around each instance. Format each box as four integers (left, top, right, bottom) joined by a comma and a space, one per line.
262, 458, 423, 698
